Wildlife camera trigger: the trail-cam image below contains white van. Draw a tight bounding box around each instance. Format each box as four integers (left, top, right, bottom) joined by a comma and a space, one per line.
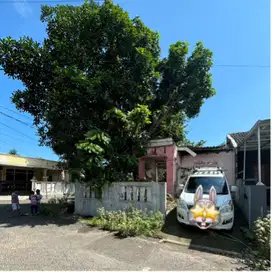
177, 167, 237, 231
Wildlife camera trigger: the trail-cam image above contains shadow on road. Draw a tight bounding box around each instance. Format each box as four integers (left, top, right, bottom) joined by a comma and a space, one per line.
0, 202, 77, 228
161, 206, 249, 255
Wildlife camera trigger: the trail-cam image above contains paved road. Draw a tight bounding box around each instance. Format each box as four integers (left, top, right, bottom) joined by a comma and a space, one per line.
0, 203, 241, 271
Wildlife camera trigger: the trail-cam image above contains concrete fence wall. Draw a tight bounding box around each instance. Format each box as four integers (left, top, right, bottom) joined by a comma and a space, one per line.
75, 181, 166, 217
235, 179, 244, 209
32, 181, 75, 199
235, 179, 268, 228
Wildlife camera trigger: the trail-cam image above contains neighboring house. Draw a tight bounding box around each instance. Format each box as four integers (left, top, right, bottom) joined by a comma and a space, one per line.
138, 140, 235, 195
226, 119, 270, 207
226, 119, 270, 188
138, 119, 270, 198
0, 153, 70, 196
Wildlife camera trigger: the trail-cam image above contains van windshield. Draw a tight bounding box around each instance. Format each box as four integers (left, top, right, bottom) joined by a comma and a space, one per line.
185, 176, 229, 195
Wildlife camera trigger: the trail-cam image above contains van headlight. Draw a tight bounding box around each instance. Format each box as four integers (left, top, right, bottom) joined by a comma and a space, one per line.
220, 201, 233, 214
178, 200, 188, 211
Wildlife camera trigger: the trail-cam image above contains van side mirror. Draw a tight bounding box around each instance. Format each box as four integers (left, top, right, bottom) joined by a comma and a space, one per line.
231, 186, 237, 193
179, 184, 185, 193
176, 184, 185, 196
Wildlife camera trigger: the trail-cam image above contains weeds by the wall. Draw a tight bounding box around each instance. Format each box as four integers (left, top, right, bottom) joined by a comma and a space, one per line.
83, 207, 164, 238
40, 197, 69, 216
40, 203, 66, 216
48, 197, 67, 204
241, 214, 271, 271
166, 194, 177, 213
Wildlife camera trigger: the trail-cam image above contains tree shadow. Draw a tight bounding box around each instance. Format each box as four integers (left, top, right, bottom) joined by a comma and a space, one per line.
161, 206, 249, 255
0, 203, 77, 229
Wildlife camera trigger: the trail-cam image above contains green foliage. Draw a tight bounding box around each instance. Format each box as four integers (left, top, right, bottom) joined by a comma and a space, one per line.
86, 207, 164, 238
40, 203, 66, 216
0, 0, 215, 185
8, 149, 19, 155
179, 138, 206, 147
40, 196, 75, 216
243, 214, 271, 271
48, 196, 67, 204
251, 215, 271, 270
254, 215, 270, 257
76, 129, 110, 181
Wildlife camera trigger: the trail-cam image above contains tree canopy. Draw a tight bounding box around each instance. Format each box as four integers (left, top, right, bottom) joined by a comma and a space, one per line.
8, 149, 19, 156
0, 0, 215, 184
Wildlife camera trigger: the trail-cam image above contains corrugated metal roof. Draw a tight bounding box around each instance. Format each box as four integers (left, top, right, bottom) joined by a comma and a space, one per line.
228, 119, 270, 148
228, 132, 248, 146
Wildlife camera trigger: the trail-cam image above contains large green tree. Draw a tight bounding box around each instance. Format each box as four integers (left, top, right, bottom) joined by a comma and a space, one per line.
0, 0, 215, 184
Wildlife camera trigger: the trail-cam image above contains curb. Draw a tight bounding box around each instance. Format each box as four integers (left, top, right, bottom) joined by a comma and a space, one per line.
161, 238, 242, 258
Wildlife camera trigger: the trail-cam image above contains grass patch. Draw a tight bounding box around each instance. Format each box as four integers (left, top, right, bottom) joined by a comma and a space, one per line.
82, 207, 164, 238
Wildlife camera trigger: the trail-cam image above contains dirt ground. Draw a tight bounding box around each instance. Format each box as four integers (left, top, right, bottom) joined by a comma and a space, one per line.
0, 202, 243, 271
161, 204, 249, 254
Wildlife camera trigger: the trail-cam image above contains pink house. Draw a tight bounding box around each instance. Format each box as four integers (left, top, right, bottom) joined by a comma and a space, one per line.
138, 138, 236, 196
138, 138, 197, 195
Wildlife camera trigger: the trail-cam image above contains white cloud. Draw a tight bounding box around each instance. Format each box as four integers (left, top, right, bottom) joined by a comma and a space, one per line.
13, 0, 33, 18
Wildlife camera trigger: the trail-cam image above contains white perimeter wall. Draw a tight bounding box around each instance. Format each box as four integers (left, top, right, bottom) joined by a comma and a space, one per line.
32, 181, 75, 198
75, 181, 166, 217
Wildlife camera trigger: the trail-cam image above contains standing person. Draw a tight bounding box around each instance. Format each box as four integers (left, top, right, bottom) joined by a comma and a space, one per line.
29, 191, 38, 215
36, 189, 42, 215
11, 191, 21, 217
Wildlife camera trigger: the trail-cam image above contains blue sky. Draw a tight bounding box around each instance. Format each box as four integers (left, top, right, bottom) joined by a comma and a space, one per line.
0, 0, 270, 160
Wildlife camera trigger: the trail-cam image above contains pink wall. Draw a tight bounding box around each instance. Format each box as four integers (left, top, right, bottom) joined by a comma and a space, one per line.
138, 144, 178, 195
165, 144, 176, 195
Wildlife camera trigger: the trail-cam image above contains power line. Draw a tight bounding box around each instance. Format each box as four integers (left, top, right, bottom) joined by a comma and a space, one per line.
0, 121, 37, 141
0, 131, 34, 144
0, 105, 33, 121
0, 139, 15, 149
0, 139, 34, 157
0, 111, 33, 127
0, 138, 18, 148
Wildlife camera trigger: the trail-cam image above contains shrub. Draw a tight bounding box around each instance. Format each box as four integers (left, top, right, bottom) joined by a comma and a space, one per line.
251, 214, 271, 270
40, 203, 66, 216
48, 197, 67, 204
85, 207, 164, 238
243, 214, 271, 271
